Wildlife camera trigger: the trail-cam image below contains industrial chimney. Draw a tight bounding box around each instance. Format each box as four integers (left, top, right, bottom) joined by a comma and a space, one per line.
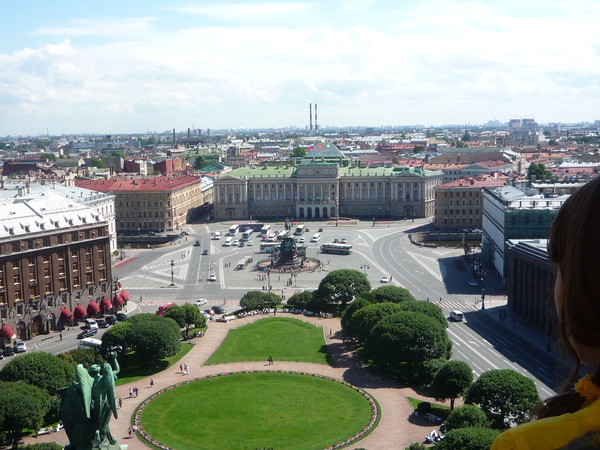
309, 103, 313, 131
315, 103, 318, 131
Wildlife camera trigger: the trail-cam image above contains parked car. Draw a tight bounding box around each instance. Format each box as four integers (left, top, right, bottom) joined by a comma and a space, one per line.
239, 241, 245, 247
208, 273, 217, 281
14, 339, 27, 353
232, 240, 239, 246
380, 275, 390, 283
212, 305, 226, 314
202, 249, 209, 255
105, 315, 118, 325
341, 238, 347, 244
97, 319, 109, 328
194, 299, 208, 306
468, 279, 478, 287
116, 312, 129, 322
77, 329, 97, 339
200, 311, 210, 319
204, 309, 214, 316
3, 346, 15, 357
318, 227, 324, 232
246, 240, 253, 246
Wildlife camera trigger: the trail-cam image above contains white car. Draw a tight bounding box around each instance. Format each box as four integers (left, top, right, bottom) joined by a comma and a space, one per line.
232, 240, 239, 246
208, 273, 217, 281
341, 238, 347, 244
14, 339, 27, 353
380, 275, 390, 283
194, 299, 208, 306
299, 237, 306, 243
246, 240, 253, 246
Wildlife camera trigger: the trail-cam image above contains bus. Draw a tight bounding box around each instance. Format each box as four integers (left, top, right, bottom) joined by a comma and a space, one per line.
259, 242, 280, 253
294, 224, 305, 236
241, 229, 254, 241
320, 243, 353, 255
78, 338, 103, 351
260, 224, 272, 239
228, 224, 240, 236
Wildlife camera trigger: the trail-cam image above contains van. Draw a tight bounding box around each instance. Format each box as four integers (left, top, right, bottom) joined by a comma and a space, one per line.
224, 237, 232, 247
156, 302, 176, 315
85, 318, 99, 330
310, 233, 321, 242
213, 231, 221, 240
78, 338, 102, 351
449, 310, 464, 322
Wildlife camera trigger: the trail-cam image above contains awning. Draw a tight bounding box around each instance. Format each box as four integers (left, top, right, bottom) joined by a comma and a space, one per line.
100, 297, 113, 310
119, 289, 130, 301
113, 294, 124, 306
87, 302, 100, 315
0, 325, 15, 339
74, 305, 87, 319
60, 308, 73, 321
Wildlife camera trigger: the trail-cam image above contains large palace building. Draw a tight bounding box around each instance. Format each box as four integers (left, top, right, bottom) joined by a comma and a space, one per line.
213, 143, 443, 220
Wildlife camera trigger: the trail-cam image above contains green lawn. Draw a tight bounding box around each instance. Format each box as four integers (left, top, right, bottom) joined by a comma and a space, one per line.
139, 372, 375, 450
115, 342, 195, 386
205, 317, 335, 366
407, 397, 451, 421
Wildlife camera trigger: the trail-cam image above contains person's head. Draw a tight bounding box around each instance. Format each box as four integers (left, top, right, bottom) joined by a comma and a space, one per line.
548, 175, 600, 368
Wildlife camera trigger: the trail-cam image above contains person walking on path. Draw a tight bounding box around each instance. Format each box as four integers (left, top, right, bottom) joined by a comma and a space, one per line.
118, 397, 122, 409
150, 378, 154, 387
59, 332, 62, 341
267, 356, 274, 365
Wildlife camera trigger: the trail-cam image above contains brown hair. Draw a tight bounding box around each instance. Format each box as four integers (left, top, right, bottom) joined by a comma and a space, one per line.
536, 175, 600, 419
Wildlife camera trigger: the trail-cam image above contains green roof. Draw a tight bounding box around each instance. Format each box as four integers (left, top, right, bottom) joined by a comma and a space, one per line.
304, 142, 346, 160
221, 164, 296, 179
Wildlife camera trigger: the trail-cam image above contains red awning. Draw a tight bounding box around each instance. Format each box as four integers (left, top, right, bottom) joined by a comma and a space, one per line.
87, 302, 100, 315
119, 289, 130, 301
60, 308, 73, 321
0, 325, 15, 339
74, 305, 86, 319
100, 297, 113, 310
113, 294, 124, 306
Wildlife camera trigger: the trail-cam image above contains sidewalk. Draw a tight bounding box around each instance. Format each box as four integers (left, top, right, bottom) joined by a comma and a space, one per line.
24, 313, 439, 449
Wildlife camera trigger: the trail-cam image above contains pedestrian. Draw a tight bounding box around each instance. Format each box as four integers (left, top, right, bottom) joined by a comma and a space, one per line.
180, 364, 183, 372
135, 387, 138, 397
118, 397, 122, 408
150, 378, 154, 387
492, 175, 600, 450
267, 356, 273, 365
59, 332, 63, 341
128, 427, 132, 437
140, 295, 143, 303
129, 388, 133, 397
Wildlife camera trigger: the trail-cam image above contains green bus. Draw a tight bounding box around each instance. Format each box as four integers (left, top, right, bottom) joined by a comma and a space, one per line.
320, 243, 353, 255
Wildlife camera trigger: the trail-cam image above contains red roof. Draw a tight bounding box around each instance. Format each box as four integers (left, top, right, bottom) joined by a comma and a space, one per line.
75, 175, 201, 193
87, 302, 100, 315
0, 325, 15, 339
74, 305, 87, 319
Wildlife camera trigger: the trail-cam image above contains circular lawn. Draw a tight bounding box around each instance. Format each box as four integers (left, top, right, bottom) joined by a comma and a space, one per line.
136, 371, 378, 450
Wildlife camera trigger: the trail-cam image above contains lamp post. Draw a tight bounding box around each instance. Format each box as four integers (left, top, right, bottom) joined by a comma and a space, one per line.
480, 268, 486, 310
360, 264, 370, 275
170, 260, 175, 286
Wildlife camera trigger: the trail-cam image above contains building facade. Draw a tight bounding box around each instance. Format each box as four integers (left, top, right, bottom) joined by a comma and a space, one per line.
213, 143, 443, 220
0, 192, 113, 341
76, 175, 212, 233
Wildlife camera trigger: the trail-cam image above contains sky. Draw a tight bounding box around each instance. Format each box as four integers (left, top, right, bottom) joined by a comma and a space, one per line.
1, 0, 600, 136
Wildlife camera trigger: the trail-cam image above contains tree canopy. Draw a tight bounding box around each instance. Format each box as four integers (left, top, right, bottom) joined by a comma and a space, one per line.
0, 380, 51, 448
240, 291, 280, 310
397, 300, 447, 328
194, 155, 209, 170
429, 361, 473, 410
340, 297, 371, 330
345, 302, 402, 344
444, 405, 489, 431
365, 311, 452, 380
291, 146, 306, 157
0, 352, 75, 396
286, 291, 315, 310
466, 369, 540, 429
371, 285, 415, 303
434, 427, 500, 450
527, 162, 552, 181
313, 269, 371, 312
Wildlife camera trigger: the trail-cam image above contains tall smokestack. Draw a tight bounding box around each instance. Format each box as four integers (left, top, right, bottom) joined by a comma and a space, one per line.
173, 128, 176, 147
188, 128, 191, 138
309, 103, 313, 131
315, 104, 318, 131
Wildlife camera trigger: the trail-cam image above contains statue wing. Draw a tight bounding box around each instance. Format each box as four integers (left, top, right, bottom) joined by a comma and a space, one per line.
100, 363, 118, 419
76, 364, 93, 419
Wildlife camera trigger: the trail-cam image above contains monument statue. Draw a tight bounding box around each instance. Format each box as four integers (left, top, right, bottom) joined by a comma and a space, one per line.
58, 350, 121, 450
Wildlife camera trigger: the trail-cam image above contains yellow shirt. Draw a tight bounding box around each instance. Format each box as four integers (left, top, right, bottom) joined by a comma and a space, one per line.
491, 399, 600, 450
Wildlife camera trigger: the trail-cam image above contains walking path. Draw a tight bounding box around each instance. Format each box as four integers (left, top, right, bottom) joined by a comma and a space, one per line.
24, 312, 440, 449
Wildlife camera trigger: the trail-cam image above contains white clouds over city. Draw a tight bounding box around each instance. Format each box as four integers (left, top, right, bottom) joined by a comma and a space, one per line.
1, 0, 599, 135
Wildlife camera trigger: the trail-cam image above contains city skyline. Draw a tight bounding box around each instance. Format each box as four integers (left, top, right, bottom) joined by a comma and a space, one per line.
2, 0, 599, 136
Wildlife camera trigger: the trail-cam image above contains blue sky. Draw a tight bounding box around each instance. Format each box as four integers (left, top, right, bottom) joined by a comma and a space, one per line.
1, 0, 599, 136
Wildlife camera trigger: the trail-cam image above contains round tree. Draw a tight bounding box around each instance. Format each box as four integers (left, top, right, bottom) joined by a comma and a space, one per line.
397, 300, 448, 328
429, 360, 473, 410
287, 291, 314, 310
444, 405, 489, 431
371, 285, 415, 303
314, 269, 371, 312
0, 380, 51, 448
0, 352, 75, 396
128, 318, 182, 366
340, 297, 371, 330
365, 311, 452, 380
240, 291, 280, 310
466, 369, 540, 429
346, 302, 402, 344
434, 427, 500, 450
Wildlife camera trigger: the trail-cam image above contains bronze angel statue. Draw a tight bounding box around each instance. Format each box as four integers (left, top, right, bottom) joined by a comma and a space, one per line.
58, 351, 120, 450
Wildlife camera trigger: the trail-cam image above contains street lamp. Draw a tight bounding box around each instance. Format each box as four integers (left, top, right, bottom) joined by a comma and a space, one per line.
480, 268, 486, 310
360, 264, 370, 275
170, 260, 175, 286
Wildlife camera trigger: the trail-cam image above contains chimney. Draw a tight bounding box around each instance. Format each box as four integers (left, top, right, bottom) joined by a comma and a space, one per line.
315, 103, 318, 131
173, 128, 176, 147
188, 128, 191, 138
309, 103, 313, 131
